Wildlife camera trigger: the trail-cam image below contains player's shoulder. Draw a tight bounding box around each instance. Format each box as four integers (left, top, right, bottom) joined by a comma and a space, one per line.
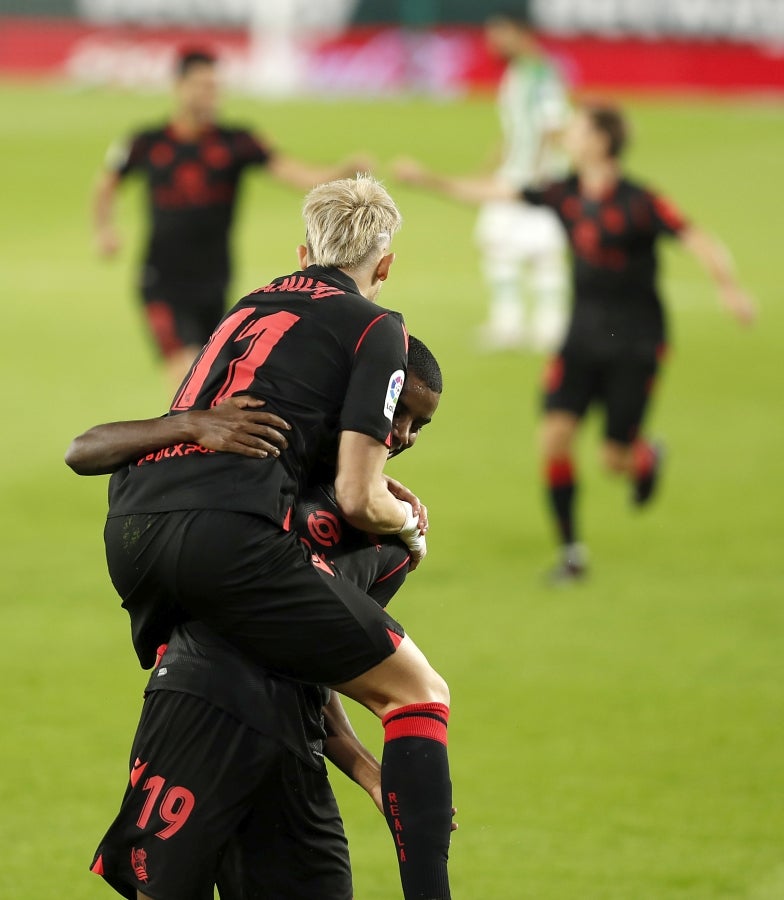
129, 123, 169, 143
618, 174, 657, 200
216, 123, 261, 142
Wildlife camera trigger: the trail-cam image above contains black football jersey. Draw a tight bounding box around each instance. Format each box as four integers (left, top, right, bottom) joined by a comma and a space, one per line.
111, 123, 273, 283
107, 266, 408, 527
523, 174, 687, 355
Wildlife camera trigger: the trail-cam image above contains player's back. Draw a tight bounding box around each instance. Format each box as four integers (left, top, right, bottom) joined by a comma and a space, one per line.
107, 265, 407, 527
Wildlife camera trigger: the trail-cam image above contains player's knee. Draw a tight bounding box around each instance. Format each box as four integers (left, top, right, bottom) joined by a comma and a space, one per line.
424, 669, 450, 707
541, 417, 574, 459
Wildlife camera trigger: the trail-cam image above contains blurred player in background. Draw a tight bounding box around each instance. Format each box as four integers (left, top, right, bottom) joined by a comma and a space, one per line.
93, 47, 367, 391
474, 6, 570, 351
67, 338, 445, 899
395, 101, 755, 582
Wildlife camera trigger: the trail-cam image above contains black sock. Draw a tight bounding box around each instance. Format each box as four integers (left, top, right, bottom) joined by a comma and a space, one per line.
546, 456, 577, 545
381, 703, 452, 899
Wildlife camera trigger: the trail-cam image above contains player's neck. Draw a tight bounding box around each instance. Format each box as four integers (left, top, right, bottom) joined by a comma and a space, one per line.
171, 113, 212, 141
578, 160, 620, 199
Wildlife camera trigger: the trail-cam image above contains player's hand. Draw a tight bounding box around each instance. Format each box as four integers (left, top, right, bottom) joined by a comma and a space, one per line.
95, 226, 122, 257
391, 157, 428, 186
397, 500, 427, 571
181, 396, 291, 458
385, 476, 428, 533
721, 285, 757, 327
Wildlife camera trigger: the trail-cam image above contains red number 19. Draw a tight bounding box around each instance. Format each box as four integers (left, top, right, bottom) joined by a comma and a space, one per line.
136, 775, 195, 840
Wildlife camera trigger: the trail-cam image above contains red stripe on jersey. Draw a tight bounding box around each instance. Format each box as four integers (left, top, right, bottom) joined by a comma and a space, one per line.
354, 313, 389, 355
282, 506, 293, 532
374, 555, 411, 585
154, 644, 169, 668
402, 322, 409, 353
90, 854, 105, 876
652, 194, 688, 233
547, 457, 575, 488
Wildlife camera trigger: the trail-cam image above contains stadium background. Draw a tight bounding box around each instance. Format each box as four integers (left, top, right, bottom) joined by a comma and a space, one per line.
1, 1, 782, 897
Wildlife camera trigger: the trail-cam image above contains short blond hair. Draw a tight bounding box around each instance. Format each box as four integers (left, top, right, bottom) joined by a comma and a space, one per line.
303, 174, 402, 270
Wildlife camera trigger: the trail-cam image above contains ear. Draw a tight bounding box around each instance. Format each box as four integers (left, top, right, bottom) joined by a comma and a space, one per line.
296, 244, 309, 269
375, 252, 395, 283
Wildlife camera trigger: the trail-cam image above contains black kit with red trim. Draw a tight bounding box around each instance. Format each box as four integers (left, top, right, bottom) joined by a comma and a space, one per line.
523, 174, 688, 358
114, 123, 273, 285
108, 266, 408, 529
295, 483, 410, 608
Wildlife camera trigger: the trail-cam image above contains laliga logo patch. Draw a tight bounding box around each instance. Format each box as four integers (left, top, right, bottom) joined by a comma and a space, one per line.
385, 370, 405, 421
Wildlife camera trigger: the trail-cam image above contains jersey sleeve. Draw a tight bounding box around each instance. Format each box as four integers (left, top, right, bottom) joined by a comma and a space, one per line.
368, 542, 411, 608
233, 129, 275, 169
340, 311, 407, 447
105, 133, 148, 179
646, 190, 689, 237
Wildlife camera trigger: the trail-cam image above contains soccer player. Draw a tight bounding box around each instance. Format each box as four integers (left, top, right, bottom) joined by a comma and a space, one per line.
90, 175, 452, 899
394, 102, 755, 581
67, 338, 444, 899
93, 47, 367, 391
474, 7, 570, 351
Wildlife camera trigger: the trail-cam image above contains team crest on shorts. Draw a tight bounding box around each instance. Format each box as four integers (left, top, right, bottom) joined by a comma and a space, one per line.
131, 847, 149, 883
385, 370, 405, 420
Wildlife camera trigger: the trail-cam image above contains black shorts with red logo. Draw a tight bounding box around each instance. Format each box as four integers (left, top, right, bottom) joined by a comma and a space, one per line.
140, 276, 226, 358
542, 345, 664, 445
90, 691, 352, 900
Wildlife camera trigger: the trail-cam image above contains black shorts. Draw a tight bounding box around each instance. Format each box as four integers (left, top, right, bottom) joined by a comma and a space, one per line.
542, 347, 663, 445
140, 279, 226, 358
104, 510, 405, 681
90, 691, 352, 900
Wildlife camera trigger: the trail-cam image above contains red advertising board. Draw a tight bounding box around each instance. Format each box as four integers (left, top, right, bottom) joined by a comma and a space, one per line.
1, 18, 783, 94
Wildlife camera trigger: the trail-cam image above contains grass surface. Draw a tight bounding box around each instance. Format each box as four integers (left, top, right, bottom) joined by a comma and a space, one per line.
1, 81, 782, 898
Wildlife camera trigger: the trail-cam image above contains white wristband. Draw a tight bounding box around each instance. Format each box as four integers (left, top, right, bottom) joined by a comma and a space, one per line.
398, 500, 427, 556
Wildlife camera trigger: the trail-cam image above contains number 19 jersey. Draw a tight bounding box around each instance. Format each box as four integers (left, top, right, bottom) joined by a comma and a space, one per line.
107, 265, 408, 527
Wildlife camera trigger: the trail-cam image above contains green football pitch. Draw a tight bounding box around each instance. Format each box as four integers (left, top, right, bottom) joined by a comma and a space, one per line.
1, 81, 782, 899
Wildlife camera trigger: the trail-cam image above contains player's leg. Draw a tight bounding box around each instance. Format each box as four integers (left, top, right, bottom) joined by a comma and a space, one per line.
602, 353, 663, 506
216, 751, 353, 900
335, 636, 451, 900
474, 201, 527, 351
142, 280, 225, 397
172, 518, 452, 899
540, 353, 595, 581
527, 210, 568, 353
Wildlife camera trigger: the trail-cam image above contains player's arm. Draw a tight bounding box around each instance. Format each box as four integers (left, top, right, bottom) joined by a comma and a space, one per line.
392, 158, 517, 204
92, 169, 122, 257
266, 153, 374, 191
65, 397, 291, 475
678, 226, 757, 326
322, 692, 383, 813
335, 433, 427, 569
